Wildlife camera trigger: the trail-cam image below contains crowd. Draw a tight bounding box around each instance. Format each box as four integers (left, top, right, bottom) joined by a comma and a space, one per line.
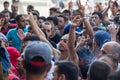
0, 0, 120, 80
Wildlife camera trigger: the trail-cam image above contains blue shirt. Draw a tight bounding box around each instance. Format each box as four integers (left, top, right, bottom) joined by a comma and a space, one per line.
6, 27, 28, 51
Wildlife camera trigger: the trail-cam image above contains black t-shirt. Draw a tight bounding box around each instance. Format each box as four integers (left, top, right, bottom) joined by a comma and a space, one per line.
50, 33, 62, 44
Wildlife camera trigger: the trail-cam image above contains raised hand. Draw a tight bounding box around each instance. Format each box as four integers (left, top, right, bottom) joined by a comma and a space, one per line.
76, 0, 85, 17
0, 18, 5, 29
17, 29, 25, 40
71, 15, 83, 27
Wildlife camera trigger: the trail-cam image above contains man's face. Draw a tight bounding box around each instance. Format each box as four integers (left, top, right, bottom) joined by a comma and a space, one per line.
59, 34, 68, 51
18, 16, 26, 28
42, 24, 52, 38
91, 14, 101, 26
4, 3, 9, 10
57, 17, 65, 29
63, 12, 70, 20
2, 12, 10, 24
11, 4, 18, 13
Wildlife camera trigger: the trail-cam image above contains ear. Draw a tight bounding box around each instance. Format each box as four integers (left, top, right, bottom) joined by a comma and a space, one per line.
58, 74, 66, 80
46, 63, 52, 73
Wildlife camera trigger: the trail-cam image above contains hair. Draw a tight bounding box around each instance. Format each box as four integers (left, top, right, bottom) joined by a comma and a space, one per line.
22, 34, 40, 42
32, 11, 39, 20
92, 11, 103, 20
108, 70, 120, 80
47, 16, 58, 25
39, 16, 46, 21
1, 10, 10, 16
49, 7, 57, 12
62, 9, 71, 15
25, 56, 50, 75
4, 1, 9, 5
55, 61, 79, 80
88, 61, 111, 80
15, 14, 22, 22
27, 5, 34, 10
57, 14, 68, 22
113, 1, 119, 8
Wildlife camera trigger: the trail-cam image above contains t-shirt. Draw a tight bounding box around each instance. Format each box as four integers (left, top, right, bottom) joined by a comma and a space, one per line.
50, 33, 62, 44
6, 27, 28, 51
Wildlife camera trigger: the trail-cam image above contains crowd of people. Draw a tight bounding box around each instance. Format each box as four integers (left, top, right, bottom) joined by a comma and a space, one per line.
0, 0, 120, 80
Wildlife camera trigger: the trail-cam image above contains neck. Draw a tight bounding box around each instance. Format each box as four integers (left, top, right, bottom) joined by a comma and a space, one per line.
60, 50, 69, 60
59, 29, 64, 35
3, 22, 9, 27
12, 12, 18, 18
26, 74, 45, 80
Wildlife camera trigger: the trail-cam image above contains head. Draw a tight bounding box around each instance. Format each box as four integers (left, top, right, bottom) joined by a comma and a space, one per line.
57, 15, 67, 29
93, 30, 111, 49
27, 5, 34, 13
99, 54, 118, 73
15, 14, 26, 28
88, 61, 111, 80
41, 21, 52, 38
32, 11, 39, 23
23, 41, 52, 77
49, 8, 57, 16
91, 11, 102, 26
11, 3, 18, 14
108, 70, 120, 80
59, 34, 69, 52
38, 16, 46, 26
101, 41, 120, 62
3, 1, 9, 10
1, 10, 10, 24
53, 61, 79, 80
62, 10, 71, 20
47, 16, 58, 32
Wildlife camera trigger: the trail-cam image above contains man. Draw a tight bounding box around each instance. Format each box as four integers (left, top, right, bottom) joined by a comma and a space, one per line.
7, 14, 28, 51
10, 3, 19, 24
0, 10, 17, 35
52, 61, 79, 80
22, 41, 52, 80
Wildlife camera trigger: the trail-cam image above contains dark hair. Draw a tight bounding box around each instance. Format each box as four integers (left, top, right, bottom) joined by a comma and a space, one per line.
55, 61, 79, 80
92, 11, 103, 20
39, 16, 46, 21
49, 7, 57, 12
27, 5, 34, 10
108, 70, 120, 80
32, 11, 39, 20
62, 9, 71, 15
1, 10, 10, 16
22, 34, 40, 42
57, 14, 68, 22
15, 14, 22, 22
88, 61, 111, 80
47, 16, 58, 25
113, 1, 119, 8
25, 56, 49, 75
4, 1, 9, 5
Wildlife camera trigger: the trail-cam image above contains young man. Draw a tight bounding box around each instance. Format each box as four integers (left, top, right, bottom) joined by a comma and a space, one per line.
23, 41, 52, 80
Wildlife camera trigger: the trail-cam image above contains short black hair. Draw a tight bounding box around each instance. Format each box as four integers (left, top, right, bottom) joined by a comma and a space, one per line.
108, 70, 120, 80
49, 7, 57, 12
27, 5, 34, 10
55, 61, 79, 80
92, 11, 103, 20
113, 1, 119, 8
47, 16, 58, 25
57, 14, 68, 22
15, 14, 22, 22
4, 1, 9, 5
62, 9, 71, 15
22, 34, 40, 42
1, 10, 10, 16
88, 61, 111, 80
39, 16, 46, 21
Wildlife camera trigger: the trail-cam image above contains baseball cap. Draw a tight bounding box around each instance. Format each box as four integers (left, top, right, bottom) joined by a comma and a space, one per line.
23, 41, 52, 66
94, 30, 111, 48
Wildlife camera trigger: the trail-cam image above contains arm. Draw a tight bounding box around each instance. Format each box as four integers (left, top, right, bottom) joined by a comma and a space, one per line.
27, 14, 61, 59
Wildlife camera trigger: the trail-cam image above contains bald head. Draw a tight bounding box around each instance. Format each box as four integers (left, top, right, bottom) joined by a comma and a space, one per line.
101, 41, 120, 61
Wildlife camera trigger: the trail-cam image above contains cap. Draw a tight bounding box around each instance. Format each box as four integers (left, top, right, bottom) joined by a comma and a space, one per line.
94, 30, 111, 48
23, 41, 52, 66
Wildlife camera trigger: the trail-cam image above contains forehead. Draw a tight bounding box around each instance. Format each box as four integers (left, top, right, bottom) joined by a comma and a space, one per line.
42, 24, 51, 29
92, 14, 99, 17
61, 34, 69, 40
